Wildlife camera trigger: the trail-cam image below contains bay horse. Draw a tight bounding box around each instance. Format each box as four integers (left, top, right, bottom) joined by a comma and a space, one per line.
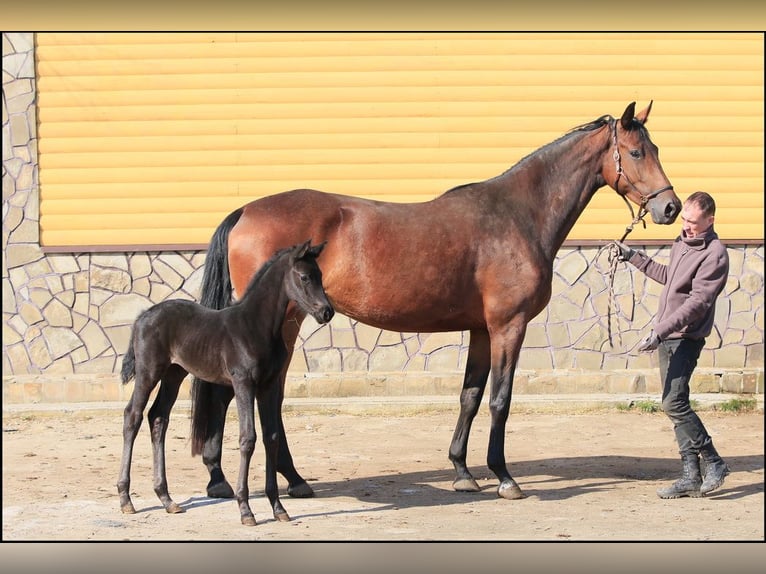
118, 241, 334, 525
191, 101, 681, 501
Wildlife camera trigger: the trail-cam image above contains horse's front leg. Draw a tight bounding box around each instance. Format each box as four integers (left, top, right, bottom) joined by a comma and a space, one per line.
232, 380, 258, 526
258, 379, 290, 522
449, 329, 491, 492
486, 317, 528, 500
149, 366, 186, 514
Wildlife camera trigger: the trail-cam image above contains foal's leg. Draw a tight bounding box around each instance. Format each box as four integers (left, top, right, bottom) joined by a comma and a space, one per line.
201, 313, 310, 500
148, 365, 187, 514
449, 329, 492, 492
257, 380, 290, 522
276, 311, 313, 498
232, 380, 258, 526
486, 317, 527, 500
118, 371, 159, 514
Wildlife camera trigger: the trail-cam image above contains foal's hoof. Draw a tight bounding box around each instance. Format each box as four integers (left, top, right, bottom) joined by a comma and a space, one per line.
120, 502, 136, 514
241, 515, 257, 527
275, 511, 291, 522
453, 477, 481, 492
166, 502, 185, 514
287, 481, 315, 498
497, 481, 526, 500
206, 480, 235, 499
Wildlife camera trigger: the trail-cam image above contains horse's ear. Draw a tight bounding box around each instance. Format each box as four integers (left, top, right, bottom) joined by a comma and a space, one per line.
620, 101, 637, 130
308, 240, 327, 258
634, 100, 653, 126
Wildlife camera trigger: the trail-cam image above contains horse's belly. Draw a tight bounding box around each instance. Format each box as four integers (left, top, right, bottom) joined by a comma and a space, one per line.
337, 295, 483, 333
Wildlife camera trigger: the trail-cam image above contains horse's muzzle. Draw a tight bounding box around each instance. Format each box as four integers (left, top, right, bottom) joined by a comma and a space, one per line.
651, 196, 681, 225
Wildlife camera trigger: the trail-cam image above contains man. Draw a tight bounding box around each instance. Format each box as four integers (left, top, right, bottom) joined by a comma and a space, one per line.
614, 191, 730, 499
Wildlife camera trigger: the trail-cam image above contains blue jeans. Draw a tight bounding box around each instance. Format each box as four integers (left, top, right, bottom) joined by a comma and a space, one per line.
658, 338, 712, 456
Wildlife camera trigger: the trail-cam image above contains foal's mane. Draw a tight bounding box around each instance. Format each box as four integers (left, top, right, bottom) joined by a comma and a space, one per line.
440, 114, 616, 196
234, 245, 294, 304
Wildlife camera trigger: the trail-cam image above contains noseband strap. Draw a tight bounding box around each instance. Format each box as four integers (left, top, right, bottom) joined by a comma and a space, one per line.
610, 119, 674, 242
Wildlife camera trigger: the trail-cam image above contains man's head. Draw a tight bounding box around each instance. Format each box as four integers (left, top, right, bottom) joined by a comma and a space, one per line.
681, 191, 716, 238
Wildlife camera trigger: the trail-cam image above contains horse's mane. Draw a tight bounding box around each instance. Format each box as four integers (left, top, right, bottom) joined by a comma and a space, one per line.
439, 114, 616, 196
235, 245, 294, 303
508, 114, 615, 172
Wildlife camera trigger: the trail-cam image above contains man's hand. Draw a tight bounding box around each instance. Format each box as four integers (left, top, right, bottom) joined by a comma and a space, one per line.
637, 331, 661, 353
612, 241, 634, 262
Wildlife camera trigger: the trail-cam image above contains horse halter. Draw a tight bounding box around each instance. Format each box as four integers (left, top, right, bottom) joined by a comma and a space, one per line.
610, 119, 674, 242
603, 118, 675, 348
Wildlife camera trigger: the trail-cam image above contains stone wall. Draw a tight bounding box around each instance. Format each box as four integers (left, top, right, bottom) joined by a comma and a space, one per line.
3, 33, 763, 404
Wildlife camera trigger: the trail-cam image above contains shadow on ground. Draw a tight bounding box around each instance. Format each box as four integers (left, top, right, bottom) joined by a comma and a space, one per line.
157, 453, 764, 519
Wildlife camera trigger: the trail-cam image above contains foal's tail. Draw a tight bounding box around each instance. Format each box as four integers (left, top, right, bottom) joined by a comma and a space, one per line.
190, 207, 243, 456
120, 324, 137, 384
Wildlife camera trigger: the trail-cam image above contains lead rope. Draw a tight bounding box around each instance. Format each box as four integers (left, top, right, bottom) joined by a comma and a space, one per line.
600, 242, 625, 349
602, 195, 655, 348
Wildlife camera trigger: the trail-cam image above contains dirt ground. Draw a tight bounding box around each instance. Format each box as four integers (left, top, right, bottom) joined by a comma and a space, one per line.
2, 400, 763, 541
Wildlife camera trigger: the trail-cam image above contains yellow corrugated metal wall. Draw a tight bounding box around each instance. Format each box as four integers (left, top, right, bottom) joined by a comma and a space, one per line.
36, 32, 764, 249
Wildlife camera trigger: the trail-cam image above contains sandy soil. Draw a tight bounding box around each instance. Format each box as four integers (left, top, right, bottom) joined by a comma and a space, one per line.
2, 401, 763, 541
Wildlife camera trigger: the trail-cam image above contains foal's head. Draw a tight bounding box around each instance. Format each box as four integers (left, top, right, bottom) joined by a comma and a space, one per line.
285, 240, 334, 324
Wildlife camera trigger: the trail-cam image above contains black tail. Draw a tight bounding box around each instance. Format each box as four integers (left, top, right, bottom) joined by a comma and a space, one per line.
190, 207, 243, 456
120, 324, 137, 384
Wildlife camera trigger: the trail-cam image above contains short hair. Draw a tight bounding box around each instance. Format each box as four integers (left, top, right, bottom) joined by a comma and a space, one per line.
685, 191, 716, 217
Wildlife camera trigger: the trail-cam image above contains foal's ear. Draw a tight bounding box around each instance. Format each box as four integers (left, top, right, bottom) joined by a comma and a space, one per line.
294, 239, 312, 259
620, 101, 637, 130
308, 241, 327, 258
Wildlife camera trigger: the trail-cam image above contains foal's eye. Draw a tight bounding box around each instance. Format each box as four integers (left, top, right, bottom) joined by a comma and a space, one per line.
629, 149, 641, 159
299, 274, 310, 283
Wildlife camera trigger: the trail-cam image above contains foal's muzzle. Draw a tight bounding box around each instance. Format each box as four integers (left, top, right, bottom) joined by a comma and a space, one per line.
316, 305, 335, 324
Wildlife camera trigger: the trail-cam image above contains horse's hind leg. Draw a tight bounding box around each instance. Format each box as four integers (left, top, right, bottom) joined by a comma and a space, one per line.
118, 373, 158, 514
201, 384, 236, 499
449, 329, 492, 493
148, 365, 187, 514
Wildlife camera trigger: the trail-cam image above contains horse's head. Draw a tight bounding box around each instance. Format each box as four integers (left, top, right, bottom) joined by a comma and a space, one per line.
287, 240, 335, 324
604, 101, 681, 225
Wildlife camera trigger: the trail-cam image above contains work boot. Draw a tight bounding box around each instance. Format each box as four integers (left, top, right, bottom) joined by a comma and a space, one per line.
700, 442, 730, 495
656, 453, 702, 499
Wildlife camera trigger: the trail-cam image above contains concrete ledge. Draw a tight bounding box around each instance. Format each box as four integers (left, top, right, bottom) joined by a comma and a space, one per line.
3, 393, 764, 416
3, 368, 763, 406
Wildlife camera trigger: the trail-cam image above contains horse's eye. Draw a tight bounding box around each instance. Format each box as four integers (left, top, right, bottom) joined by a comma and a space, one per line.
629, 149, 641, 159
300, 274, 310, 283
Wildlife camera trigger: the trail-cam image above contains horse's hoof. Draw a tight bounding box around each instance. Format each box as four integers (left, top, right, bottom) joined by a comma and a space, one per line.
206, 480, 235, 499
241, 515, 257, 526
287, 482, 314, 498
275, 511, 291, 522
120, 503, 136, 514
166, 502, 185, 514
453, 477, 481, 492
497, 482, 526, 500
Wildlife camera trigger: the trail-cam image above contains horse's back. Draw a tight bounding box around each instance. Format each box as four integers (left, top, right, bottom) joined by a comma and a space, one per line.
227, 188, 495, 330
